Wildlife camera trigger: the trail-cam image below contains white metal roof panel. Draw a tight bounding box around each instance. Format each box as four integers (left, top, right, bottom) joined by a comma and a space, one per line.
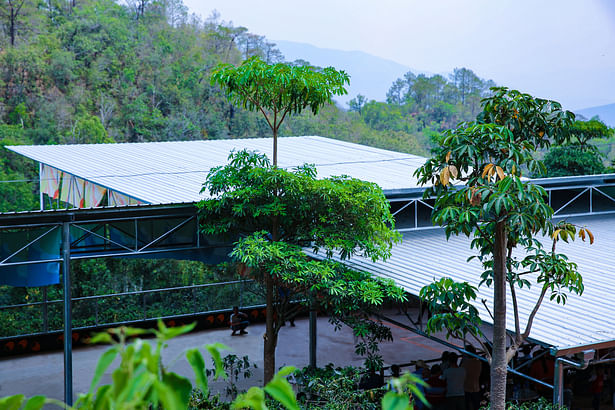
7, 136, 426, 204
325, 214, 615, 354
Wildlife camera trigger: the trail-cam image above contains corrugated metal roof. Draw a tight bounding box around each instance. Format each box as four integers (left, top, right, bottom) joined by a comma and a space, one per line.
6, 136, 427, 204
324, 214, 615, 354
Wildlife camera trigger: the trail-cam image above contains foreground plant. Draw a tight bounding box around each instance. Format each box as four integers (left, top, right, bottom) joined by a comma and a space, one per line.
0, 323, 426, 410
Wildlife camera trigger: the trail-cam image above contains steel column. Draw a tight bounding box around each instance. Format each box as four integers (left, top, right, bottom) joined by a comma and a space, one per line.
62, 221, 73, 406
553, 356, 589, 405
39, 163, 44, 211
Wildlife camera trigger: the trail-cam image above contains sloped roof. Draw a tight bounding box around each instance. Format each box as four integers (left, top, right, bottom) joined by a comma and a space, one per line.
325, 214, 613, 355
7, 136, 427, 204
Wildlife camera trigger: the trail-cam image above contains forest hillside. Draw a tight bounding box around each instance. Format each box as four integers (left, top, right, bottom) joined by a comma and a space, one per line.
0, 0, 499, 212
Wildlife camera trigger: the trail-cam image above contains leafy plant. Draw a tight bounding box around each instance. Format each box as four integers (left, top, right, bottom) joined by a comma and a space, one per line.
198, 150, 402, 382
206, 354, 258, 399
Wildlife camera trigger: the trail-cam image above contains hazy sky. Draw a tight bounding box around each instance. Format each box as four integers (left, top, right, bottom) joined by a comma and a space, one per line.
184, 0, 615, 110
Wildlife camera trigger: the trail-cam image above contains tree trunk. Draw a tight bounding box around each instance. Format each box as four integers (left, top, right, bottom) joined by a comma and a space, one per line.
490, 221, 508, 410
263, 127, 279, 384
9, 8, 16, 47
263, 275, 276, 383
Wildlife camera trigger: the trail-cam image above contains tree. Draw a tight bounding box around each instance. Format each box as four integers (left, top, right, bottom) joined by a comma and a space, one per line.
544, 118, 611, 177
348, 94, 367, 114
1, 0, 27, 46
198, 150, 402, 383
209, 58, 349, 382
386, 78, 406, 105
415, 87, 591, 410
544, 145, 605, 177
211, 56, 349, 166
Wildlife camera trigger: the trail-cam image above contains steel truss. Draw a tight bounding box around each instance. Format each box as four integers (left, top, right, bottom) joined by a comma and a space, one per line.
0, 204, 230, 405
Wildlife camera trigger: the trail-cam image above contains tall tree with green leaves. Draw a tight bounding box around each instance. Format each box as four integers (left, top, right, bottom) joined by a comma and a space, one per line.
209, 58, 351, 382
198, 150, 402, 383
210, 56, 349, 166
415, 88, 592, 410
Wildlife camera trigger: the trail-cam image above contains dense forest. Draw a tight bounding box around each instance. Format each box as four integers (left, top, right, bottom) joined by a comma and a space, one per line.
1, 0, 613, 338
0, 0, 499, 213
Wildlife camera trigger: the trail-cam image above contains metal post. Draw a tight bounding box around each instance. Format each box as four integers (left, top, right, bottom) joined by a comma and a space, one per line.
239, 280, 244, 308
553, 359, 563, 405
39, 163, 44, 211
62, 221, 73, 406
553, 355, 591, 406
42, 286, 48, 332
95, 299, 99, 327
309, 294, 317, 368
590, 187, 593, 213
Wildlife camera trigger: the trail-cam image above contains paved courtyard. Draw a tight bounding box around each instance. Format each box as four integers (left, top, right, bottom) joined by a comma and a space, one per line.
0, 310, 453, 402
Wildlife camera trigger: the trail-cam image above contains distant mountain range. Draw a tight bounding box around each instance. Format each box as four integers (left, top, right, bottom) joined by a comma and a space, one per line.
575, 103, 615, 127
275, 40, 431, 107
275, 40, 615, 126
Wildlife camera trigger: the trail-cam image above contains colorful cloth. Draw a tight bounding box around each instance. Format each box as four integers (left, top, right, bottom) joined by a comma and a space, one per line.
109, 191, 130, 206
40, 164, 61, 199
60, 174, 85, 208
84, 182, 106, 208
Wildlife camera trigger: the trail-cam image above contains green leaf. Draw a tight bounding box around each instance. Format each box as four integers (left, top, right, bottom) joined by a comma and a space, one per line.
264, 366, 299, 410
23, 396, 46, 410
156, 373, 192, 409
89, 347, 118, 393
0, 395, 25, 410
205, 343, 228, 380
382, 392, 411, 410
232, 386, 267, 410
186, 348, 208, 394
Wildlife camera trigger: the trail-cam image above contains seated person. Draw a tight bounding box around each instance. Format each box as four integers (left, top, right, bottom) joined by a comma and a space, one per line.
230, 306, 249, 336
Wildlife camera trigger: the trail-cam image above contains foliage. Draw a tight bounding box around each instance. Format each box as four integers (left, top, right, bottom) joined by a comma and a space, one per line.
543, 118, 611, 177
543, 145, 605, 177
415, 87, 589, 410
232, 233, 406, 370
291, 365, 384, 409
480, 397, 564, 410
0, 259, 251, 338
562, 118, 613, 148
0, 325, 428, 410
206, 354, 258, 399
198, 151, 399, 379
211, 56, 349, 125
199, 150, 399, 261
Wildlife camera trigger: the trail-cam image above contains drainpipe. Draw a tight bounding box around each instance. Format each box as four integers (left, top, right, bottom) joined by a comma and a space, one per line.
553, 350, 594, 405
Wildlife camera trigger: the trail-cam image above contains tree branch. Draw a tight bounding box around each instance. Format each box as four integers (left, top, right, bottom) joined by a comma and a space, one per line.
507, 246, 521, 341
469, 332, 492, 363
521, 284, 548, 339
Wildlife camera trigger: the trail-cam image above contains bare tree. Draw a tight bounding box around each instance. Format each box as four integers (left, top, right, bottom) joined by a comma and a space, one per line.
1, 0, 26, 46
97, 93, 115, 129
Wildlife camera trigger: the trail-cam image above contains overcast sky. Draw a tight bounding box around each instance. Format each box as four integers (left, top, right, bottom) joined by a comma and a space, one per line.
184, 0, 615, 110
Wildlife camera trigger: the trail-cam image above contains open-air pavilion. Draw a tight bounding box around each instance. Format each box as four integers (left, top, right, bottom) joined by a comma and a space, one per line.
3, 136, 615, 405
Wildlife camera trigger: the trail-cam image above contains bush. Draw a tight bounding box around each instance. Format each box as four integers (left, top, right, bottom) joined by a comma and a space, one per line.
543, 145, 605, 177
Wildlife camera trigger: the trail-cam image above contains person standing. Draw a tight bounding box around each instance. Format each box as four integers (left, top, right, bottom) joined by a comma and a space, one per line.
461, 345, 482, 410
441, 353, 466, 410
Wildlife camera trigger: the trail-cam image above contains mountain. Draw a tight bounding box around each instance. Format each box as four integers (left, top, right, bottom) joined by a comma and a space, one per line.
274, 40, 429, 107
575, 103, 615, 127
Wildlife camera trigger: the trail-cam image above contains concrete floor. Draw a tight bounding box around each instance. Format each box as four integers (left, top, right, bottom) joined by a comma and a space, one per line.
0, 310, 453, 403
